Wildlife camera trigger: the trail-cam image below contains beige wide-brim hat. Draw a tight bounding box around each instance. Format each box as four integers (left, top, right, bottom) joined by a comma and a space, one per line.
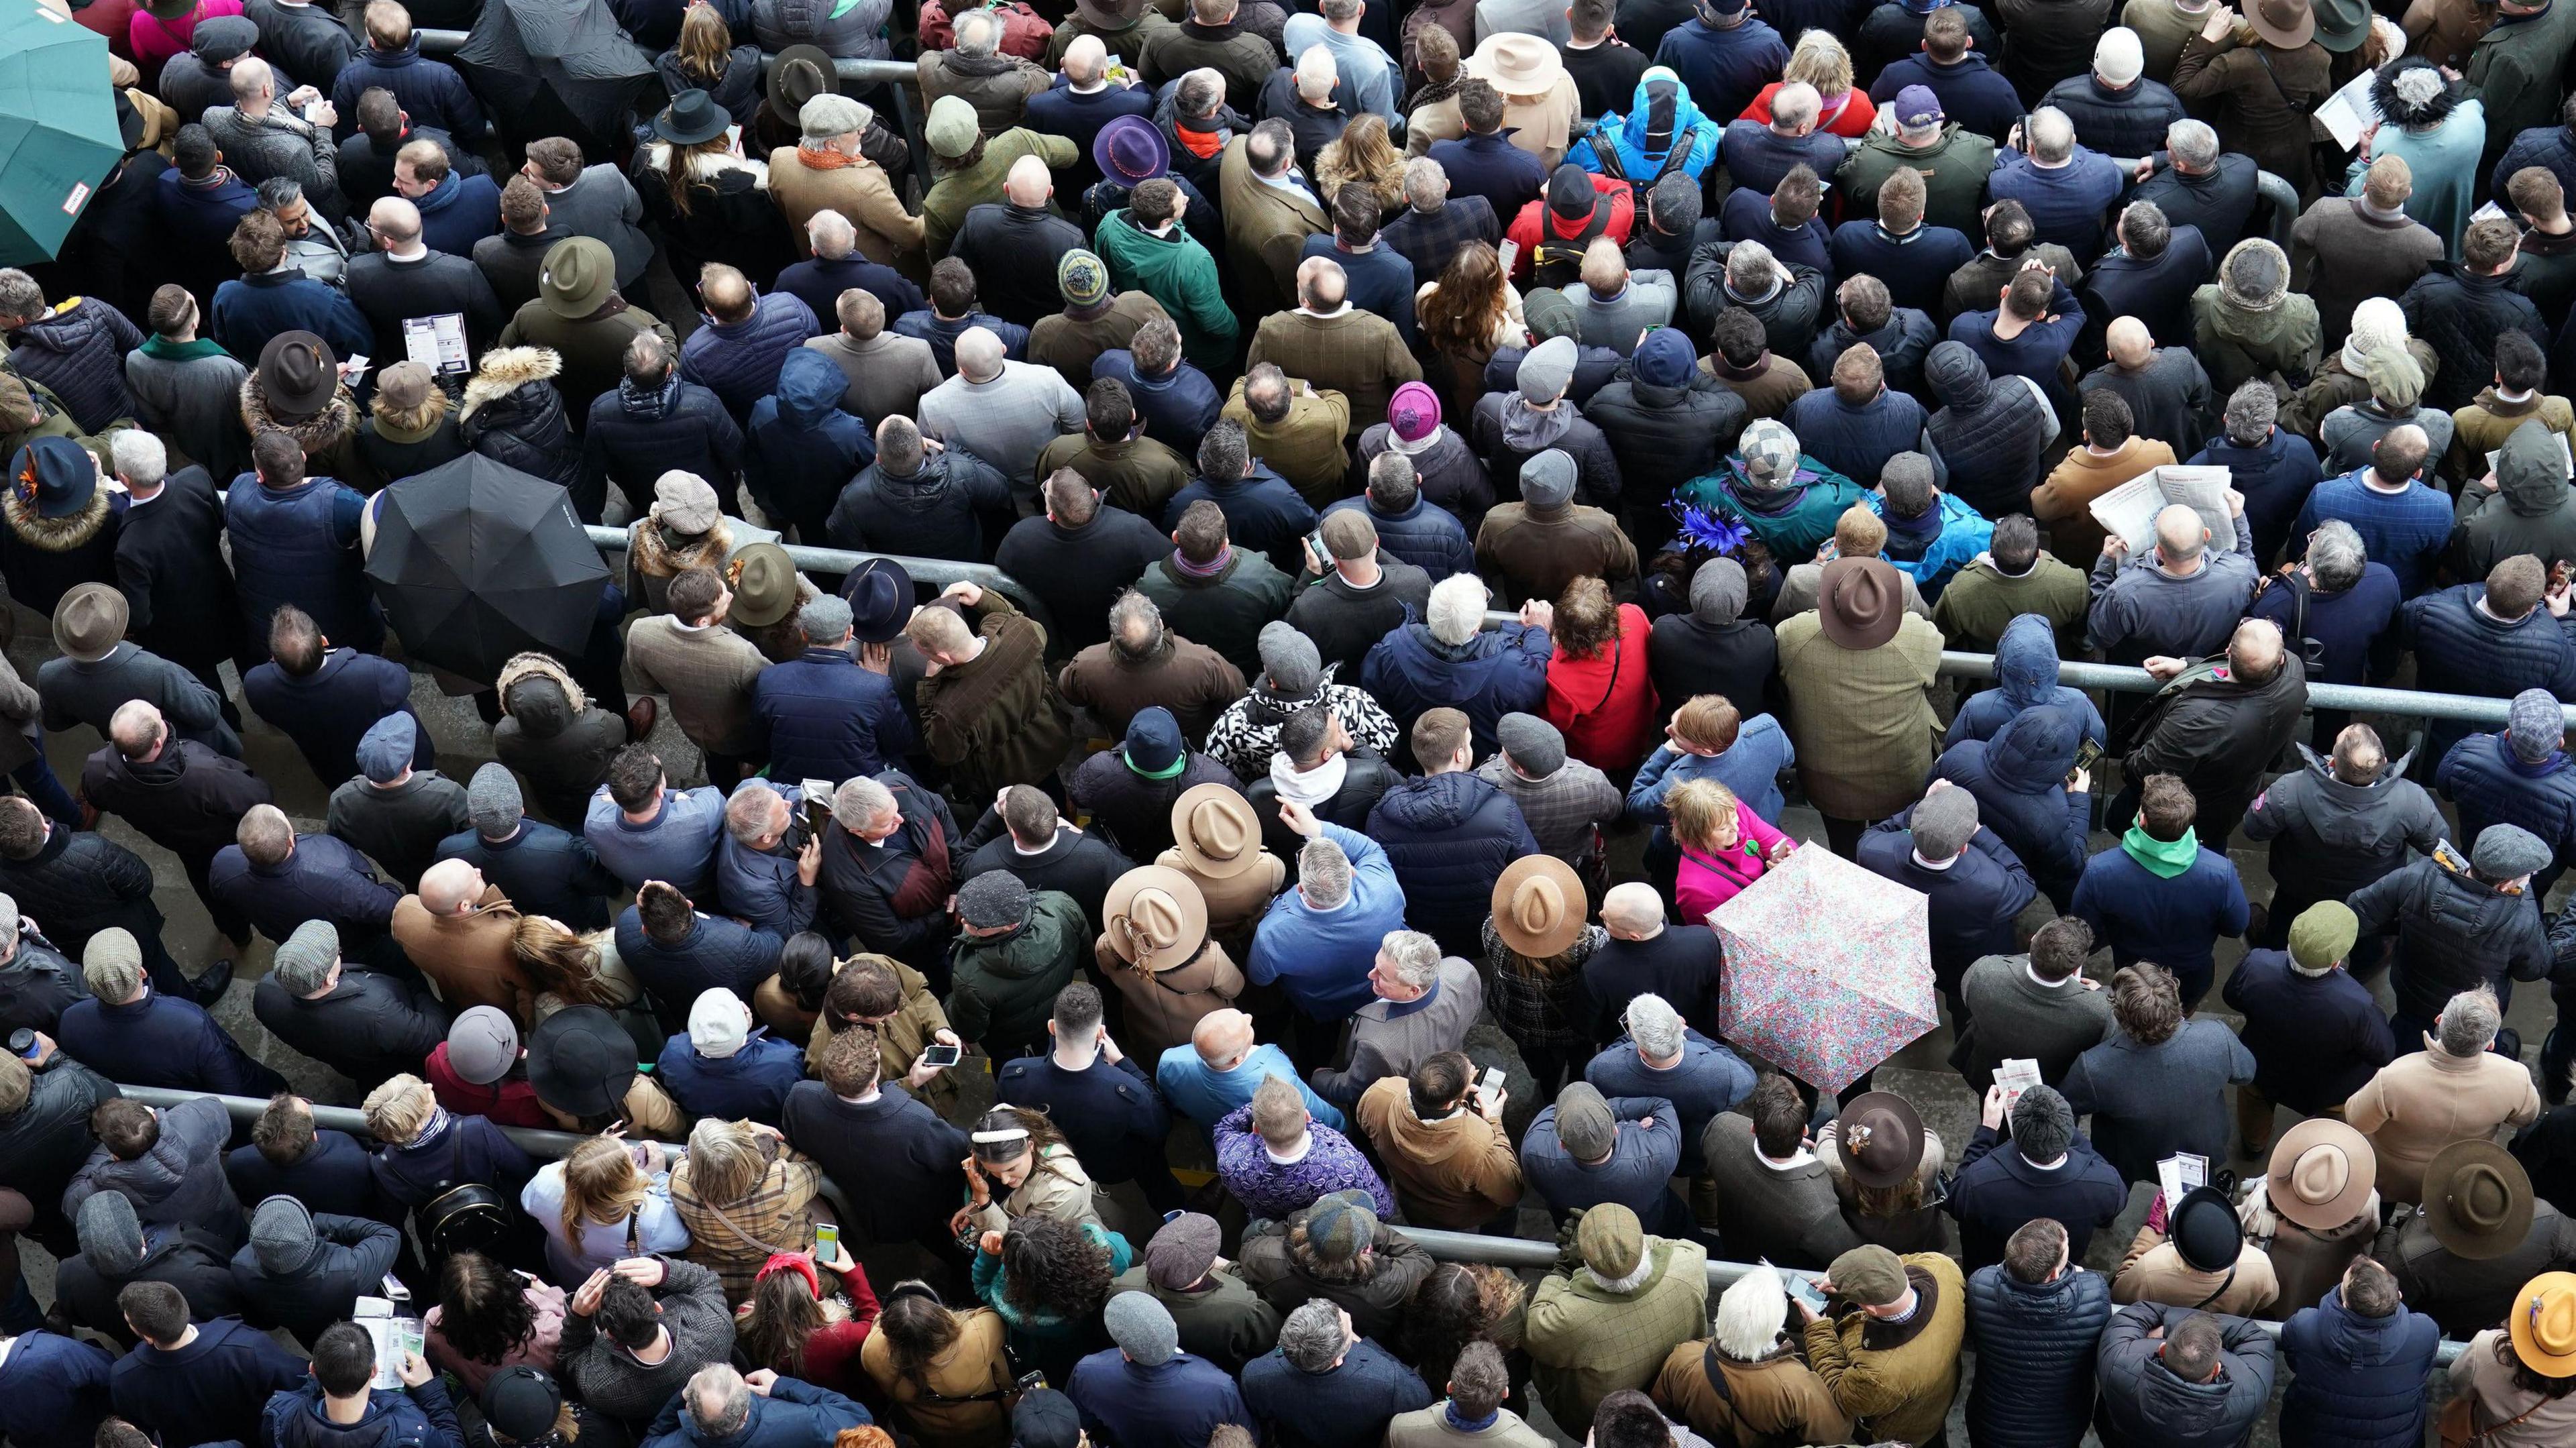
2265, 1117, 2375, 1231
1491, 854, 1585, 958
1464, 33, 1564, 97
1170, 782, 1264, 879
1102, 865, 1210, 972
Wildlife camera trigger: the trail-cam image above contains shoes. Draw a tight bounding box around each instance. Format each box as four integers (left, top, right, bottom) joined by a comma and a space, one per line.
184, 957, 235, 1005
626, 698, 659, 741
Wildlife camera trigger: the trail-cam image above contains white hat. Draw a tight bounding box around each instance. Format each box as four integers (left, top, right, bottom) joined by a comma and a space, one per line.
2094, 27, 2143, 87
688, 988, 753, 1058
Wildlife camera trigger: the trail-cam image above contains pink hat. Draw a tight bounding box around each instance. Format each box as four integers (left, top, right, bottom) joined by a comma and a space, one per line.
1389, 382, 1441, 442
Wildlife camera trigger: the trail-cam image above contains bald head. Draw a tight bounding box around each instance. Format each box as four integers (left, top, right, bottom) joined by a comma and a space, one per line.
1191, 1008, 1256, 1066
1601, 883, 1666, 940
109, 700, 167, 762
955, 326, 1006, 383
1297, 256, 1347, 310
1004, 155, 1053, 208
368, 196, 422, 247
2229, 618, 2286, 681
419, 858, 483, 915
2106, 317, 2153, 368
2152, 504, 2204, 563
1063, 34, 1108, 85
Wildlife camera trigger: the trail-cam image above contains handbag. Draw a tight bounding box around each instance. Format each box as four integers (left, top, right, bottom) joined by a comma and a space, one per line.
2440, 1392, 2543, 1448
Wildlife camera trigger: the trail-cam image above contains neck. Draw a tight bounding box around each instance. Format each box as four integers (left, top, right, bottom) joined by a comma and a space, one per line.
1053, 1036, 1102, 1070
324, 1394, 370, 1425
1336, 557, 1381, 587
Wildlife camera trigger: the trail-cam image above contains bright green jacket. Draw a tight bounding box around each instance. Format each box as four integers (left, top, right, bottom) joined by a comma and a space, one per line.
1093, 207, 1238, 370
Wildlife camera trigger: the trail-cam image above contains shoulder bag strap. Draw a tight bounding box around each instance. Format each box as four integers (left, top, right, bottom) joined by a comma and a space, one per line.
2189, 1265, 2239, 1311
1587, 631, 1625, 714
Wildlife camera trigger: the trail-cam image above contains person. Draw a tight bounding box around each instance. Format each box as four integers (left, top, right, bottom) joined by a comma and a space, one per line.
2442, 1269, 2576, 1446
250, 916, 445, 1091
781, 1027, 969, 1267
2447, 326, 2574, 492
1516, 1199, 1710, 1431
2072, 775, 2249, 1007
2223, 901, 2397, 1157
1214, 1074, 1394, 1224
1236, 1187, 1433, 1343
2092, 1302, 2275, 1448
814, 775, 960, 981
1388, 1339, 1548, 1448
1697, 1072, 1859, 1267
652, 987, 802, 1127
519, 1132, 690, 1286
225, 413, 377, 654
1520, 1082, 1683, 1231
1367, 709, 1538, 954
2439, 690, 2576, 940
2270, 1253, 2438, 1448
996, 983, 1179, 1215
947, 875, 1088, 1064
1650, 1264, 1851, 1445
1775, 556, 1943, 855
1248, 807, 1409, 1052
1354, 1052, 1522, 1230
614, 877, 782, 1035
905, 583, 1069, 803
667, 1117, 824, 1307
1946, 1075, 2129, 1270
2345, 985, 2543, 1203
2404, 219, 2546, 414
857, 1284, 1014, 1448
324, 712, 469, 893
58, 930, 282, 1097
2108, 1180, 2279, 1315
1058, 592, 1244, 744
1067, 1292, 1249, 1448
1481, 852, 1604, 1092
2351, 824, 2553, 1048
81, 693, 271, 946
2112, 618, 2308, 852
2059, 963, 2253, 1185
1240, 1300, 1433, 1448
1791, 1243, 1967, 1448
1286, 510, 1432, 677
1858, 786, 2037, 1009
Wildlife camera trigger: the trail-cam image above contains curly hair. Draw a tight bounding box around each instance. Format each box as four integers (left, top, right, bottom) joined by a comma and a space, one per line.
437, 1251, 538, 1365
998, 1215, 1111, 1323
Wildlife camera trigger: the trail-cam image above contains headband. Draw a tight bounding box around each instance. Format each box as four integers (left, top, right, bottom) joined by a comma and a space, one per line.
970, 1127, 1031, 1144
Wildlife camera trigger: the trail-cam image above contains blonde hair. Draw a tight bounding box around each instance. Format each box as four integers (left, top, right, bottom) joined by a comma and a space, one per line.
1666, 777, 1742, 852
684, 1118, 768, 1205
1316, 114, 1405, 216
559, 1135, 651, 1243
513, 915, 621, 1006
1784, 31, 1854, 96
363, 1074, 436, 1144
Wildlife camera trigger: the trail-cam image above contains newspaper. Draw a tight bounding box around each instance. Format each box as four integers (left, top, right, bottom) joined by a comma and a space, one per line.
402, 314, 471, 376
352, 1296, 421, 1390
2315, 68, 2381, 151
2088, 465, 2235, 553
2156, 1152, 2208, 1208
2485, 432, 2576, 480
1994, 1058, 2042, 1110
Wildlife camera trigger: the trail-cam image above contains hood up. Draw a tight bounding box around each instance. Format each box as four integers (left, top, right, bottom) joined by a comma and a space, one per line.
2495, 417, 2572, 519
1985, 702, 2080, 793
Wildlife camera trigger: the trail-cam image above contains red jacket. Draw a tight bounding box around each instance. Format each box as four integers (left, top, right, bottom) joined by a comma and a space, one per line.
426, 1043, 553, 1129
1546, 603, 1662, 771
1505, 176, 1637, 282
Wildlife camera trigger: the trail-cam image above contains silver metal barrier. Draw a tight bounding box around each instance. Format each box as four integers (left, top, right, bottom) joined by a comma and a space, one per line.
413, 29, 918, 87
583, 525, 1059, 638
122, 1087, 2468, 1366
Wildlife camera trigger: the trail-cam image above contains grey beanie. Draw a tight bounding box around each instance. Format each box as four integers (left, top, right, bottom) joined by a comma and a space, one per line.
2010, 1084, 2074, 1161
78, 1190, 145, 1274
250, 1194, 320, 1275
798, 594, 855, 646
1515, 335, 1577, 403
2509, 688, 2565, 765
2473, 823, 2552, 881
1495, 712, 1566, 777
1258, 621, 1322, 695
1102, 1291, 1179, 1367
1911, 787, 1980, 858
468, 762, 524, 840
1519, 449, 1578, 510
270, 920, 341, 996
1689, 557, 1748, 625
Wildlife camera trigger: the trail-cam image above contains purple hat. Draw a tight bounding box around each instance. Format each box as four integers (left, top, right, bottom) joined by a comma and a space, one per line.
1894, 85, 1943, 128
1094, 115, 1170, 186
1389, 382, 1441, 442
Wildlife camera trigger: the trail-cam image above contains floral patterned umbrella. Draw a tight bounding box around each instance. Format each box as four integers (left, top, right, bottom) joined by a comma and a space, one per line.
1711, 844, 1937, 1093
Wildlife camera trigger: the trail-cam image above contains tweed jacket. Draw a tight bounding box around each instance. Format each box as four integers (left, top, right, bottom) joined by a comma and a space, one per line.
1245, 309, 1423, 446
1217, 137, 1330, 321
621, 614, 771, 758
668, 1135, 825, 1304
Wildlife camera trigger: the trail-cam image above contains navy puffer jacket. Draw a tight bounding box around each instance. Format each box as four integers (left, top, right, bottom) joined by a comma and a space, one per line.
1365, 771, 1538, 956
2399, 583, 2576, 766
1947, 613, 2108, 748
2347, 845, 2553, 1027
2276, 1290, 2438, 1448
5, 300, 143, 435
2039, 72, 2188, 160
1924, 340, 2055, 519
1931, 702, 2090, 906
1965, 1262, 2113, 1448
2437, 732, 2576, 868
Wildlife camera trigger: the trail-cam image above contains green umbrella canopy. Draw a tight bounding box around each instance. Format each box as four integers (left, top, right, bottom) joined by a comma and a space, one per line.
0, 0, 122, 265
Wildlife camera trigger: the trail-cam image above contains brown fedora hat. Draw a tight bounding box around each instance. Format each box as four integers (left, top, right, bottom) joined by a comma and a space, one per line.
2266, 1117, 2375, 1231
1102, 865, 1210, 971
1834, 1091, 1925, 1188
2422, 1140, 2535, 1261
2247, 0, 2316, 48
1491, 854, 1585, 958
1816, 557, 1904, 651
1170, 783, 1263, 879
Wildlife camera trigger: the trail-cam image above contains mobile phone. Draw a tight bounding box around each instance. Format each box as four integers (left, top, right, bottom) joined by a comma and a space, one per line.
919, 1043, 963, 1070
2072, 737, 2104, 773
1016, 1370, 1047, 1392
1782, 1272, 1828, 1314
1477, 1066, 1505, 1099
814, 1223, 839, 1256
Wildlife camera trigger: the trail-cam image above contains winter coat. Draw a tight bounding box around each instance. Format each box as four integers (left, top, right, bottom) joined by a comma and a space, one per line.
1673, 808, 1793, 925
63, 1095, 243, 1245
2070, 836, 2251, 1001
2043, 70, 2188, 158
948, 891, 1088, 1056
456, 348, 576, 493
2242, 742, 2445, 930
1361, 620, 1553, 765
208, 268, 370, 370
1799, 1256, 1967, 1448
1524, 1235, 1712, 1431
1856, 813, 2037, 993
909, 593, 1069, 800
2437, 731, 2576, 870
2447, 1326, 2576, 1448
1365, 772, 1538, 956
1949, 614, 2106, 750
1964, 1261, 2114, 1448
1651, 15, 1788, 123
2402, 266, 2547, 414
56, 987, 286, 1100
2402, 583, 2576, 766
0, 928, 87, 1039
2116, 649, 2309, 844
1774, 610, 1944, 821
1947, 1123, 2129, 1272
1583, 364, 1746, 518
580, 378, 744, 526
250, 966, 447, 1089
1931, 705, 2090, 905
328, 39, 484, 142
826, 447, 1012, 565
7, 301, 143, 435
2092, 1302, 2274, 1448
0, 826, 170, 972
1924, 342, 2057, 518
1569, 68, 1721, 182
488, 654, 624, 826
2275, 1289, 2438, 1448
2345, 1044, 2544, 1204
229, 1213, 405, 1347
1835, 124, 1998, 236
2452, 417, 2576, 581
2348, 844, 2552, 1032
2061, 1019, 2256, 1185
1672, 456, 1865, 567
123, 340, 250, 485
2221, 950, 2396, 1117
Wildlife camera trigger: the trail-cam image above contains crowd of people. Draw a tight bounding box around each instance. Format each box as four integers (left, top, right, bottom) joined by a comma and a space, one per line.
11, 0, 2576, 1443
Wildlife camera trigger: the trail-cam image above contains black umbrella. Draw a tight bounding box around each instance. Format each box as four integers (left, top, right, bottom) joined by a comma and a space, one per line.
453, 0, 655, 153
366, 454, 610, 685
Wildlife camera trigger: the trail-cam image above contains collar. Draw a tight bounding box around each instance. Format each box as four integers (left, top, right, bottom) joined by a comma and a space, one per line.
2120, 824, 2200, 878
139, 335, 228, 361
1754, 1146, 1815, 1172
1911, 847, 1958, 871
1381, 980, 1441, 1019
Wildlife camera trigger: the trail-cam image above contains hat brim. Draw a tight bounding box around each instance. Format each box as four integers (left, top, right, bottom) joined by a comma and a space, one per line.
1075, 0, 1147, 25
1093, 117, 1169, 184
2169, 1184, 2245, 1270
2248, 7, 2316, 48
1835, 1092, 1926, 1188
727, 545, 800, 626
1815, 557, 1904, 651
1464, 41, 1566, 95
1491, 854, 1586, 958
655, 110, 732, 147
839, 558, 916, 643
2422, 1140, 2535, 1261
2510, 1271, 2576, 1376
525, 1008, 639, 1119
768, 45, 839, 116
2310, 0, 2370, 49
1169, 782, 1265, 879
1101, 865, 1210, 970
2265, 1117, 2375, 1231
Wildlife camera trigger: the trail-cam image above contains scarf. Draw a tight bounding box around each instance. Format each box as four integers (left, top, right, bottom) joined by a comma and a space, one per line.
796, 146, 865, 171
620, 368, 682, 421
1444, 1405, 1499, 1434
405, 1107, 454, 1150
1170, 544, 1232, 577
1409, 73, 1463, 113
2120, 824, 2199, 879
1175, 115, 1227, 160
138, 335, 230, 361
1271, 750, 1347, 805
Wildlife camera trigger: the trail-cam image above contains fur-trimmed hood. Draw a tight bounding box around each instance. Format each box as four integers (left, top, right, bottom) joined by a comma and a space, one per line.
3, 476, 113, 553
460, 347, 563, 422
240, 373, 360, 451
628, 514, 735, 579
497, 651, 590, 738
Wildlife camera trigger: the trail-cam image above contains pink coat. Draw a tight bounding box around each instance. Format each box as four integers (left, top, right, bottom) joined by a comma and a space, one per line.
1675, 810, 1794, 925
129, 0, 244, 80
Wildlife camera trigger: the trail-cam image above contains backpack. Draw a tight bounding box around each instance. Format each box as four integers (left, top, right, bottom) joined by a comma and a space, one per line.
1527, 199, 1613, 290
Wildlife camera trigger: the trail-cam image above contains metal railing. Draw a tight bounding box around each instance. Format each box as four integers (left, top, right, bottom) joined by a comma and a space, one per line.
125, 1087, 2467, 1367
584, 525, 1059, 638
414, 29, 918, 88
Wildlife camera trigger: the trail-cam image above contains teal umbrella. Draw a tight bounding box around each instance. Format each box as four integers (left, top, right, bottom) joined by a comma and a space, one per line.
0, 0, 122, 264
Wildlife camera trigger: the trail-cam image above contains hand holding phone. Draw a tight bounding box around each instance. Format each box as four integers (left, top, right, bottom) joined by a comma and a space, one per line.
919, 1042, 963, 1069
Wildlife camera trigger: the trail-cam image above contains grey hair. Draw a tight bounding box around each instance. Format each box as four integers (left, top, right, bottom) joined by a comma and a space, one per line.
1713, 1264, 1788, 1359
1107, 590, 1165, 656
1299, 836, 1353, 909
2027, 107, 2075, 164
1278, 1299, 1348, 1372
111, 430, 168, 487
2436, 987, 2502, 1056
1402, 157, 1449, 211
0, 270, 42, 321
1294, 44, 1337, 101
1770, 82, 1819, 132
1426, 574, 1487, 647
2222, 380, 2276, 446
1725, 241, 1778, 294
1625, 993, 1684, 1059
256, 176, 304, 211
951, 8, 999, 56
2306, 519, 2366, 592
83, 940, 144, 1003
806, 209, 856, 260
722, 779, 788, 845
2166, 119, 2219, 172
832, 776, 897, 832
1177, 68, 1224, 117
1380, 931, 1441, 991
684, 1366, 753, 1438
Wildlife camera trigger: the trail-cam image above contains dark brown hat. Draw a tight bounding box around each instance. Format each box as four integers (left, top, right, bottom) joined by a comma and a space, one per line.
1816, 556, 1904, 650
1834, 1091, 1925, 1188
257, 331, 337, 422
2423, 1140, 2536, 1261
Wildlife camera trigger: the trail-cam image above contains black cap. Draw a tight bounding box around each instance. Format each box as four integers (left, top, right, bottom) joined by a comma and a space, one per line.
482, 1367, 563, 1443
1010, 1389, 1081, 1448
